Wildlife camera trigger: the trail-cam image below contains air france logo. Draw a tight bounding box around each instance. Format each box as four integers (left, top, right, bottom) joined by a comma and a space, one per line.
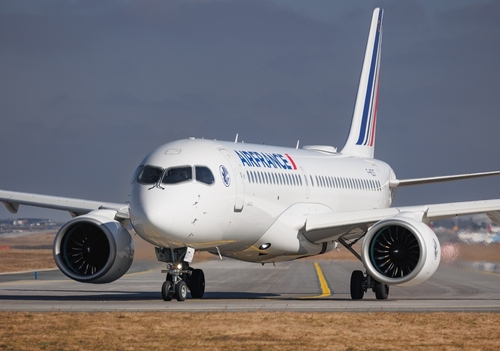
234, 150, 297, 170
219, 165, 231, 187
433, 238, 439, 261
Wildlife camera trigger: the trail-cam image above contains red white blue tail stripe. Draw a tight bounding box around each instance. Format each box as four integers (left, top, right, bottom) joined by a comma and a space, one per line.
356, 10, 382, 146
341, 8, 383, 159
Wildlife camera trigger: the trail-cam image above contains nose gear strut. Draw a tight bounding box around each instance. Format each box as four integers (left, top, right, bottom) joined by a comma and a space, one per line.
156, 246, 205, 301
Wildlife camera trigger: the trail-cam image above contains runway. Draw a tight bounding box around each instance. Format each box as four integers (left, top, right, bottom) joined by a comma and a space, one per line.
0, 258, 499, 312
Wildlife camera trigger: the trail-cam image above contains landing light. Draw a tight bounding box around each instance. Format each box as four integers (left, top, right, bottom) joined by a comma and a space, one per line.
259, 243, 271, 250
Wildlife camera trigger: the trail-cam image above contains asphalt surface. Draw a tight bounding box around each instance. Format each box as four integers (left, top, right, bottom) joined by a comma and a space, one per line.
0, 258, 499, 312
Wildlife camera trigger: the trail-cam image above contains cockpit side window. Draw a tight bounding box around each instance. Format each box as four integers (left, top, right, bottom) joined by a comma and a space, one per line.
195, 166, 214, 185
131, 165, 144, 184
162, 166, 192, 184
136, 165, 163, 184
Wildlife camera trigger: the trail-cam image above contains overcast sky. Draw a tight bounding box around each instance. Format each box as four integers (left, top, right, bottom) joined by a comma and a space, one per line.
1, 0, 500, 221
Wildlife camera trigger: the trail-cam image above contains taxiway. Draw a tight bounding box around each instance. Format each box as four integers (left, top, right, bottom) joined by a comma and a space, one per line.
0, 259, 499, 312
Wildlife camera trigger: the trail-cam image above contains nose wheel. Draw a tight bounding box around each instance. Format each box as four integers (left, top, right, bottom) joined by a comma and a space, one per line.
161, 280, 174, 301
156, 246, 205, 302
160, 263, 205, 302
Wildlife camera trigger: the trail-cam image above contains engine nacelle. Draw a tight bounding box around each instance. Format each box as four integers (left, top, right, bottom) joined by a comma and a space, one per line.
53, 210, 134, 284
361, 213, 440, 287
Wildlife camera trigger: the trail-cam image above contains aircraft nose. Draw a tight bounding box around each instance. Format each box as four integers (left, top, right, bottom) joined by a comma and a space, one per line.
129, 187, 174, 239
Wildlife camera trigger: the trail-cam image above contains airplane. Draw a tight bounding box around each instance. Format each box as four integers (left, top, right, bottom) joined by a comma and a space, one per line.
2, 7, 500, 302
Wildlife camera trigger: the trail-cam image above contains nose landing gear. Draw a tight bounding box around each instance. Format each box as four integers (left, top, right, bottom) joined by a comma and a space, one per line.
156, 246, 205, 302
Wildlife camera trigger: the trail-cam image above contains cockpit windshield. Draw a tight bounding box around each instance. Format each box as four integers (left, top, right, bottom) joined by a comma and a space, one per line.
162, 166, 192, 184
134, 165, 215, 186
136, 166, 163, 185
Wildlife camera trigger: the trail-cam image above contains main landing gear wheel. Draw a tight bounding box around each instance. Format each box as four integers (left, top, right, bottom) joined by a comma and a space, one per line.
374, 281, 389, 300
350, 270, 365, 300
161, 281, 173, 301
188, 269, 205, 299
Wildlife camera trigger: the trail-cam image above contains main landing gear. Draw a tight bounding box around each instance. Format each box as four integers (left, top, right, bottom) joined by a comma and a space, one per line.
350, 270, 389, 300
339, 237, 389, 300
156, 247, 205, 302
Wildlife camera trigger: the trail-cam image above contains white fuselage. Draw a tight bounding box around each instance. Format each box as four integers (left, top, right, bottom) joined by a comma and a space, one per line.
129, 138, 395, 262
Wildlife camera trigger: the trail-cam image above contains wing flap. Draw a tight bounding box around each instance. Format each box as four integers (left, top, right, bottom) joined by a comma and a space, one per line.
424, 199, 500, 222
0, 189, 128, 219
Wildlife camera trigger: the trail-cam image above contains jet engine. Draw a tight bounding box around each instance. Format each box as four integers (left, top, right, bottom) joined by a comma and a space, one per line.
53, 210, 134, 284
361, 213, 440, 287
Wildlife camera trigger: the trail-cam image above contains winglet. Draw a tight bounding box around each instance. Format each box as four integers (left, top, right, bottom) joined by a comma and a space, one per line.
341, 8, 383, 159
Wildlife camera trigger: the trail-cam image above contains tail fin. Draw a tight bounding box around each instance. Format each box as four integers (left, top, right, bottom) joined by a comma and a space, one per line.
341, 8, 383, 159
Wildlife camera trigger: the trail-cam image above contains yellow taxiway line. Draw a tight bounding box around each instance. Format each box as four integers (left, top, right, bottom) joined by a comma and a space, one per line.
314, 262, 331, 297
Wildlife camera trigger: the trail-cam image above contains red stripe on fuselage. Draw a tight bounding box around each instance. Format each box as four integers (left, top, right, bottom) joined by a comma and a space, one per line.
285, 154, 297, 170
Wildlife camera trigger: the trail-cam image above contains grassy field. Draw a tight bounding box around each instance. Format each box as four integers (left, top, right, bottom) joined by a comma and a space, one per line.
0, 312, 498, 350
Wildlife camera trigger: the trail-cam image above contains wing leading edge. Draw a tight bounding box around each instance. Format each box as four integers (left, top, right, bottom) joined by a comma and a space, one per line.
390, 170, 500, 188
0, 189, 129, 219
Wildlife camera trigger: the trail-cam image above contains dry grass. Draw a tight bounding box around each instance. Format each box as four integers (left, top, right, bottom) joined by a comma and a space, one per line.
0, 249, 55, 273
455, 243, 500, 262
0, 312, 498, 350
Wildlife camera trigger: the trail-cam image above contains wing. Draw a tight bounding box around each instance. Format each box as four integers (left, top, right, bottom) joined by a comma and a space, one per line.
304, 199, 500, 243
0, 189, 129, 220
390, 170, 500, 188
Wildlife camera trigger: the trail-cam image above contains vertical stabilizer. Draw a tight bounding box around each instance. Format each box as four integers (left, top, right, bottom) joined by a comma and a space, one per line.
341, 8, 383, 159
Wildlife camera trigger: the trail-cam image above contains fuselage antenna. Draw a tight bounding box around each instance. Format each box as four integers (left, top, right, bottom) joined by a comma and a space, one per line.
234, 133, 239, 143
296, 140, 300, 149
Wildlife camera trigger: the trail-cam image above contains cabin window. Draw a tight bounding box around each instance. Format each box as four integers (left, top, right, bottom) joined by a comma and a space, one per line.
137, 165, 163, 185
162, 166, 192, 184
195, 166, 214, 185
